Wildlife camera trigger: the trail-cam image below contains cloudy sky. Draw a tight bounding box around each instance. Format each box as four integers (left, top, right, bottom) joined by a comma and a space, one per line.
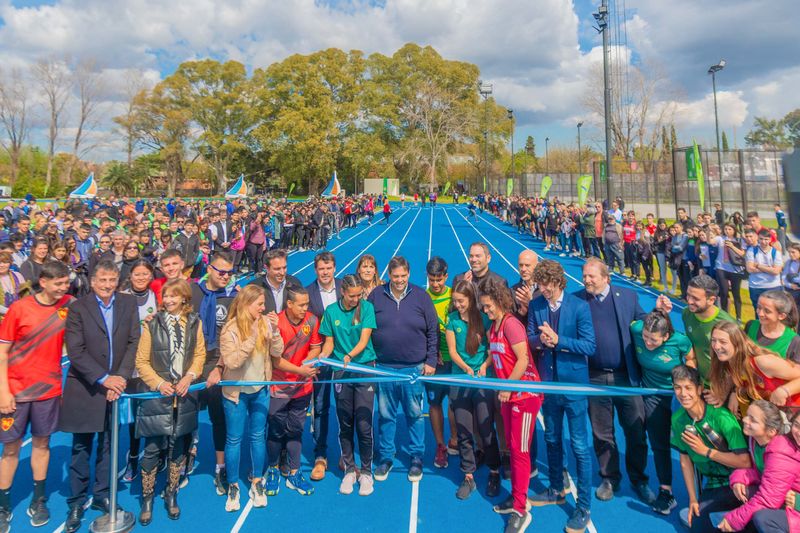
0, 0, 797, 162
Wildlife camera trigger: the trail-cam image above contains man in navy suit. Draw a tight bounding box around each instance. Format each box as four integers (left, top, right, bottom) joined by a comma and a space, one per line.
527, 260, 595, 533
575, 257, 659, 506
305, 251, 342, 481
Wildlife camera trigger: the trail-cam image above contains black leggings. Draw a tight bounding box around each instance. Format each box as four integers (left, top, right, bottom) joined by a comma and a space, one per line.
200, 381, 227, 453
334, 374, 375, 473
449, 386, 500, 474
267, 394, 311, 471
246, 242, 264, 272
140, 434, 191, 472
716, 269, 744, 320
643, 394, 671, 487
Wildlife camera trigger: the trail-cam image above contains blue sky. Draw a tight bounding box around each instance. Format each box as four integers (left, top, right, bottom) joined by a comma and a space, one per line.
0, 0, 797, 162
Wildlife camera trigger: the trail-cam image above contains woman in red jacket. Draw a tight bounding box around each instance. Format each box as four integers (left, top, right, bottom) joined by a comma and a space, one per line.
719, 402, 800, 532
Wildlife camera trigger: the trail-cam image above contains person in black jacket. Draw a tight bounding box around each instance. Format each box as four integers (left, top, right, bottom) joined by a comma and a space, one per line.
134, 278, 205, 525
60, 261, 141, 533
255, 249, 301, 314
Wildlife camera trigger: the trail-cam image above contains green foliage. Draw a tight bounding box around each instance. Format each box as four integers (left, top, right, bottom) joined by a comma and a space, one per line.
745, 116, 791, 150
721, 131, 729, 151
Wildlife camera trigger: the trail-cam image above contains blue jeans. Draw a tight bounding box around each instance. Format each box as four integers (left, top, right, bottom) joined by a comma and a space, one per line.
749, 287, 770, 310
223, 388, 268, 485
376, 364, 426, 463
542, 395, 592, 511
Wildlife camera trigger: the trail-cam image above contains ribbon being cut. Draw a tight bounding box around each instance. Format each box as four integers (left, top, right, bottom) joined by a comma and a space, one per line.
120, 358, 673, 400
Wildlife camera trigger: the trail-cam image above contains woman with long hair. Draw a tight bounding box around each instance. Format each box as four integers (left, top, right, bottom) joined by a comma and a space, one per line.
19, 237, 50, 292
135, 278, 206, 525
479, 278, 542, 529
709, 321, 800, 414
746, 289, 800, 363
219, 284, 284, 512
445, 280, 499, 500
719, 403, 800, 532
0, 251, 24, 320
318, 274, 378, 496
356, 254, 383, 297
713, 223, 747, 322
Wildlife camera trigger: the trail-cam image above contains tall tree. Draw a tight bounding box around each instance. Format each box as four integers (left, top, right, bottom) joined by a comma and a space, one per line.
113, 70, 150, 172
721, 130, 729, 151
0, 68, 31, 186
670, 124, 678, 152
167, 59, 255, 194
745, 117, 790, 150
660, 125, 670, 158
34, 58, 72, 196
784, 109, 800, 147
65, 59, 102, 184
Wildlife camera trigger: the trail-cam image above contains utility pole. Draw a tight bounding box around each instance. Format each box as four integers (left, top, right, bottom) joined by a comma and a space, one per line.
508, 109, 514, 195
594, 0, 613, 206
479, 80, 493, 193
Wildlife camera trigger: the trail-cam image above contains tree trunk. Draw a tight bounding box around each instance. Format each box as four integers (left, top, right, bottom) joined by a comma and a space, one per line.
165, 152, 183, 197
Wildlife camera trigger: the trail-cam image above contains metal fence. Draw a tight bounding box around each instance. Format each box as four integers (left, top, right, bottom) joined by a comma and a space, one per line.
487, 148, 787, 220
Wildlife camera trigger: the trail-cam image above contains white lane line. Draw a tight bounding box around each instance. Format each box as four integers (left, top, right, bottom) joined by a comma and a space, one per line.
450, 207, 519, 275
441, 205, 469, 266
427, 207, 434, 261
408, 480, 420, 533
52, 497, 93, 533
338, 209, 414, 274
474, 210, 685, 309
536, 413, 598, 533
380, 208, 423, 279
230, 498, 254, 533
292, 215, 391, 276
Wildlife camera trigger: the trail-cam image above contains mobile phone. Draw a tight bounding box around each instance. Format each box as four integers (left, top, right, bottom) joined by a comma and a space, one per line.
684, 424, 698, 436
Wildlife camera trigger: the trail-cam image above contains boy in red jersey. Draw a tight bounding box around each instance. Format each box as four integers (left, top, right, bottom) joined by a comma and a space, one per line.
0, 261, 73, 530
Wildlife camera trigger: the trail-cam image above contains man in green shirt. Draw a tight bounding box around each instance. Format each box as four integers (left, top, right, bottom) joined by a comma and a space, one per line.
670, 364, 750, 532
425, 257, 457, 469
660, 274, 734, 383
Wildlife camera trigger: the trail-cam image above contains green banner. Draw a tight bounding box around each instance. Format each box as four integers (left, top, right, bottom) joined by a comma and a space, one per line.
540, 175, 552, 198
599, 161, 607, 182
382, 177, 388, 195
288, 182, 296, 195
577, 175, 592, 205
443, 181, 451, 194
506, 178, 513, 196
693, 140, 705, 210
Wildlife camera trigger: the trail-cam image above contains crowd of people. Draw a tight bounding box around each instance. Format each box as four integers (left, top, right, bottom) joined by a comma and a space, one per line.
0, 193, 796, 533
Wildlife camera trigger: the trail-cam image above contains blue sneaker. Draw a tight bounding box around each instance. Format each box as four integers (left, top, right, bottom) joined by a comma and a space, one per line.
564, 507, 590, 533
265, 467, 280, 496
286, 471, 314, 496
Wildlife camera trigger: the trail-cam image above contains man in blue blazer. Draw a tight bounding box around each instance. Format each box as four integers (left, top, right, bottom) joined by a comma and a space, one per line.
527, 260, 595, 533
574, 257, 660, 508
305, 251, 343, 481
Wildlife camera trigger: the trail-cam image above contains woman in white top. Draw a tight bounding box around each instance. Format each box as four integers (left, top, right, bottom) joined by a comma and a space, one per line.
0, 250, 24, 319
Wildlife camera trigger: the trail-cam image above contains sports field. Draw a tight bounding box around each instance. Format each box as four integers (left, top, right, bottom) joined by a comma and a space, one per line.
24, 204, 692, 533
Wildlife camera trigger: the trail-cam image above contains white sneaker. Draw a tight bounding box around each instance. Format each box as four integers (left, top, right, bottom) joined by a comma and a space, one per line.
559, 253, 567, 257
249, 481, 267, 508
340, 471, 357, 495
358, 473, 374, 496
225, 483, 241, 512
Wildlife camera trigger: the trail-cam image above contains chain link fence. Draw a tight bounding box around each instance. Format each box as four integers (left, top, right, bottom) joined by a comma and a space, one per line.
487, 148, 787, 220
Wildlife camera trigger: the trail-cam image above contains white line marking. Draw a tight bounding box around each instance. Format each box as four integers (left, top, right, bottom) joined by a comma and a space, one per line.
408, 480, 420, 533
337, 209, 413, 274
427, 207, 434, 261
441, 206, 469, 265
380, 208, 423, 279
450, 207, 519, 274
230, 498, 254, 533
52, 496, 93, 533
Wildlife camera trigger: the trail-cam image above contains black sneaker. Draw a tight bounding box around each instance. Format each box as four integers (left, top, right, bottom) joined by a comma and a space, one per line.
0, 508, 11, 533
633, 482, 656, 505
373, 461, 393, 481
651, 488, 677, 515
214, 468, 229, 496
493, 496, 531, 515
121, 454, 139, 482
456, 476, 476, 500
407, 457, 423, 482
27, 497, 50, 527
486, 471, 501, 498
504, 510, 532, 533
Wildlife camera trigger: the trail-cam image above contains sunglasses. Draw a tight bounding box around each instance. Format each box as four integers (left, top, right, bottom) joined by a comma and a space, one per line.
209, 264, 234, 277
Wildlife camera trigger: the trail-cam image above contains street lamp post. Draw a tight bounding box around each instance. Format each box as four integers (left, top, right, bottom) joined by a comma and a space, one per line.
545, 137, 550, 175
708, 59, 726, 218
577, 122, 584, 175
479, 80, 493, 193
507, 108, 514, 195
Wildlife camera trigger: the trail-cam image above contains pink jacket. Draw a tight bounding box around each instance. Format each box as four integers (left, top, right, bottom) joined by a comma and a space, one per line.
725, 434, 800, 531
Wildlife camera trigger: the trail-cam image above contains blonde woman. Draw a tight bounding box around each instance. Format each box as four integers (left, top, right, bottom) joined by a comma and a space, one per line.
219, 284, 284, 511
135, 278, 206, 525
